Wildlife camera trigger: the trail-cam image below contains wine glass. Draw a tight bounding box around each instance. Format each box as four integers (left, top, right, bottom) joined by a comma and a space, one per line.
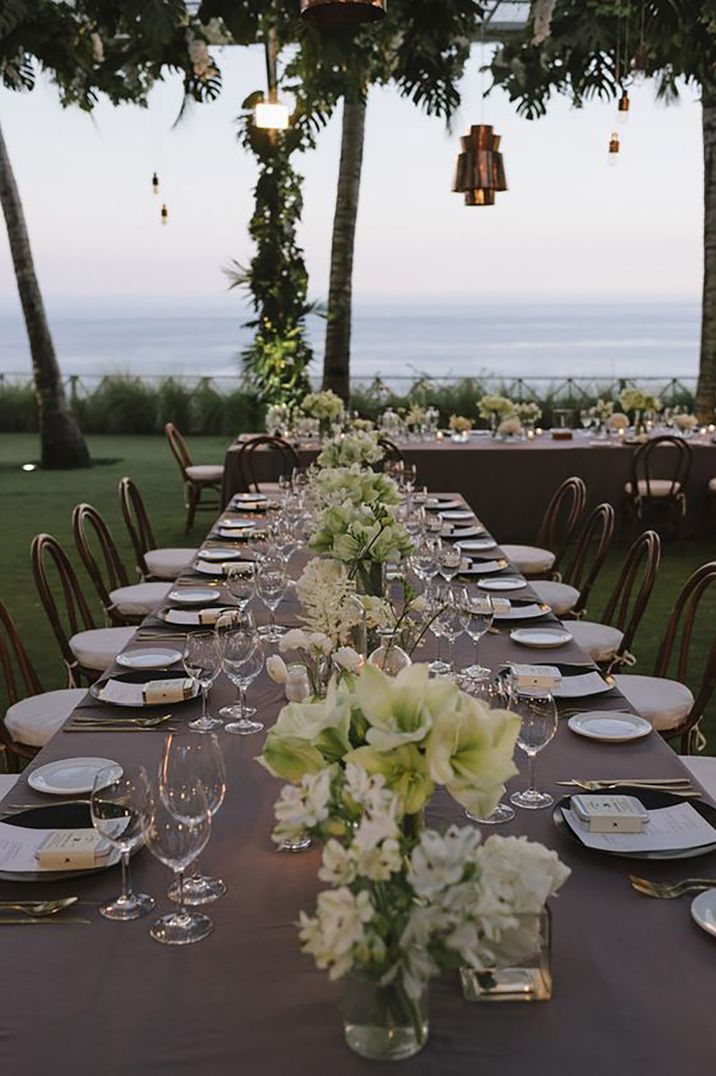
438, 542, 462, 582
183, 631, 223, 732
462, 595, 494, 681
411, 540, 439, 585
226, 561, 256, 612
509, 689, 558, 810
90, 764, 155, 921
434, 584, 468, 677
427, 583, 451, 676
222, 627, 265, 735
460, 678, 515, 825
144, 784, 212, 945
256, 556, 287, 641
160, 733, 227, 905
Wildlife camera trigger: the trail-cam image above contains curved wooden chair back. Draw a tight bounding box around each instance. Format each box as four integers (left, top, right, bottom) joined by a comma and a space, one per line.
118, 477, 156, 579
600, 530, 661, 663
239, 436, 300, 493
535, 476, 587, 573
0, 602, 43, 764
630, 436, 692, 500
562, 503, 615, 614
378, 438, 404, 466
653, 561, 716, 750
72, 504, 129, 619
165, 422, 192, 478
31, 533, 97, 684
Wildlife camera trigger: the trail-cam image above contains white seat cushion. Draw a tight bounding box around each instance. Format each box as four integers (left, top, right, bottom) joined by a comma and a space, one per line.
5, 688, 86, 747
624, 479, 681, 498
531, 580, 580, 616
500, 544, 555, 576
70, 626, 136, 672
109, 581, 171, 617
709, 477, 716, 493
681, 757, 716, 801
186, 464, 224, 482
613, 674, 694, 732
0, 773, 19, 797
144, 548, 198, 580
569, 621, 624, 663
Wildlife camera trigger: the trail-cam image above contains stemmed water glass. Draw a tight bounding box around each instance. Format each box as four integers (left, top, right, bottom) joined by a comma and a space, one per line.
221, 627, 265, 735
183, 630, 223, 732
462, 595, 494, 681
435, 584, 468, 677
144, 784, 212, 945
256, 556, 287, 641
226, 561, 256, 612
90, 764, 155, 921
160, 733, 227, 905
411, 538, 440, 586
509, 688, 558, 810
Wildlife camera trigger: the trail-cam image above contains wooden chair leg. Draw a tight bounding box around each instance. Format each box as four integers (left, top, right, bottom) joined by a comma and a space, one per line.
186, 483, 199, 533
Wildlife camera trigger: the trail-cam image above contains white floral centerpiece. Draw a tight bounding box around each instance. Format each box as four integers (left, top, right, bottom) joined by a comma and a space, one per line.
606, 411, 629, 432
317, 431, 385, 469
448, 414, 472, 441
477, 394, 515, 434
265, 402, 294, 437
302, 389, 345, 438
618, 388, 660, 434
515, 401, 542, 427
497, 414, 523, 439
258, 665, 568, 1060
674, 412, 698, 434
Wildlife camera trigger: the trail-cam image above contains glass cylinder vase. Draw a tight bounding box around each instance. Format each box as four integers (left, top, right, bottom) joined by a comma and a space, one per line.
368, 629, 411, 676
343, 972, 428, 1061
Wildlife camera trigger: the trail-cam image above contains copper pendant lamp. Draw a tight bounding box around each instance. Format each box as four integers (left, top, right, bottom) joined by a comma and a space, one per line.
452, 124, 507, 206
300, 0, 386, 27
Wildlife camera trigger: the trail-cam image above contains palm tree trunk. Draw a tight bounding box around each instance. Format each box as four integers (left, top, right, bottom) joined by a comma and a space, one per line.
0, 119, 90, 468
323, 93, 367, 403
697, 94, 716, 420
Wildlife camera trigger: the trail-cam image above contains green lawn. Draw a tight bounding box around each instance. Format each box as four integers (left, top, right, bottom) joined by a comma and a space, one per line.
0, 432, 715, 761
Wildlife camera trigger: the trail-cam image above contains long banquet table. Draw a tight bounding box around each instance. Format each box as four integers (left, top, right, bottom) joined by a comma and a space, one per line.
222, 433, 716, 540
1, 495, 716, 1075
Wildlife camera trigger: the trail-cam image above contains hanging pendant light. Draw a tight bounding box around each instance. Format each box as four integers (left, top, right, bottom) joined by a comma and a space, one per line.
254, 97, 290, 130
300, 0, 386, 27
608, 131, 620, 165
452, 125, 507, 206
617, 89, 630, 124
151, 171, 159, 195
160, 204, 169, 225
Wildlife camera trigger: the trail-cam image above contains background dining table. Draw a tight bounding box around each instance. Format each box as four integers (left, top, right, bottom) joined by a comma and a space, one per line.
222, 433, 716, 540
1, 498, 715, 1075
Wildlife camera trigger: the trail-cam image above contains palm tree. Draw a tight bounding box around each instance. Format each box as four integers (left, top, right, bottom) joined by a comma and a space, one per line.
0, 120, 90, 468
323, 93, 368, 401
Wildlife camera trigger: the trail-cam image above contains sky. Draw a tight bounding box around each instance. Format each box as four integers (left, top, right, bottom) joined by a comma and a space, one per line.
0, 42, 704, 312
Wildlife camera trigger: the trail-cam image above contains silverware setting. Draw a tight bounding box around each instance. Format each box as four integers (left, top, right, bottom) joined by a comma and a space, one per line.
71, 712, 173, 727
557, 778, 699, 796
0, 897, 79, 917
0, 916, 92, 926
628, 875, 716, 899
64, 724, 181, 734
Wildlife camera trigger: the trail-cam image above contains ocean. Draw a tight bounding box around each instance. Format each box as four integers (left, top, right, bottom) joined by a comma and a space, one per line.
0, 299, 701, 388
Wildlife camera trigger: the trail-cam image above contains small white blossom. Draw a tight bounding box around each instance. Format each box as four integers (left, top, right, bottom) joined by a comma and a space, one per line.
266, 654, 288, 685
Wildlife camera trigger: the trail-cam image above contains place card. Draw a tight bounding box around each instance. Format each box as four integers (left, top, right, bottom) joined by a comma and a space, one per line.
510, 664, 562, 693
0, 822, 114, 873
562, 802, 716, 854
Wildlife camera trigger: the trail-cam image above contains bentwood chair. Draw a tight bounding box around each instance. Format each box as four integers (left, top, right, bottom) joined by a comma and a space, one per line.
165, 422, 224, 532
118, 477, 197, 581
623, 436, 692, 538
31, 533, 136, 686
378, 438, 404, 467
72, 504, 171, 626
501, 476, 587, 579
614, 561, 716, 753
0, 601, 86, 769
569, 530, 661, 671
532, 503, 615, 617
238, 435, 300, 494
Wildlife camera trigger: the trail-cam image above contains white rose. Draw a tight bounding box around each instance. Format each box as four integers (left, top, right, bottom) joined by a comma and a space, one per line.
280, 628, 311, 653
266, 654, 288, 684
333, 646, 363, 673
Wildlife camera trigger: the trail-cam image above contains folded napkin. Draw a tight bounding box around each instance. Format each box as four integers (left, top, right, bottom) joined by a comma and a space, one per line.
510, 663, 562, 693
163, 607, 234, 626
99, 676, 194, 706
36, 830, 111, 870
552, 671, 609, 699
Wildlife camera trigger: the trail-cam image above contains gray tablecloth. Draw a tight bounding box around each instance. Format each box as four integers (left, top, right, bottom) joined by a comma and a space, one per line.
1, 505, 715, 1075
222, 436, 716, 541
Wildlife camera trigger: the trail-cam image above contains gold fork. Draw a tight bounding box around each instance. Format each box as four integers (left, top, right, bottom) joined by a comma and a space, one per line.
629, 875, 716, 899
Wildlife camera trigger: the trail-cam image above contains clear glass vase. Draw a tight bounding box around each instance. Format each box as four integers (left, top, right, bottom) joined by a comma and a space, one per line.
343, 972, 428, 1060
460, 908, 552, 1002
368, 629, 411, 676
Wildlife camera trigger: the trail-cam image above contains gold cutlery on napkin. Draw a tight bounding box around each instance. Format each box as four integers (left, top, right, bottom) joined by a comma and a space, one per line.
557, 778, 698, 796
628, 875, 716, 899
0, 917, 92, 925
0, 898, 79, 917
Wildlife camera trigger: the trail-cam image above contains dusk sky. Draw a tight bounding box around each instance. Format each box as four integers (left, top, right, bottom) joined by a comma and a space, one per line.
0, 44, 703, 311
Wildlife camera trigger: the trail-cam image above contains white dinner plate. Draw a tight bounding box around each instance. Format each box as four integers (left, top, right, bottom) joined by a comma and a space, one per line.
478, 577, 527, 592
168, 587, 220, 606
457, 538, 497, 553
426, 498, 461, 510
459, 559, 509, 576
160, 607, 234, 626
194, 561, 231, 577
218, 518, 256, 530
440, 510, 475, 522
232, 492, 267, 503
197, 547, 247, 563
215, 527, 258, 541
116, 648, 182, 670
445, 526, 487, 541
28, 758, 122, 796
567, 711, 652, 743
691, 890, 716, 938
494, 602, 552, 620
510, 627, 573, 648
